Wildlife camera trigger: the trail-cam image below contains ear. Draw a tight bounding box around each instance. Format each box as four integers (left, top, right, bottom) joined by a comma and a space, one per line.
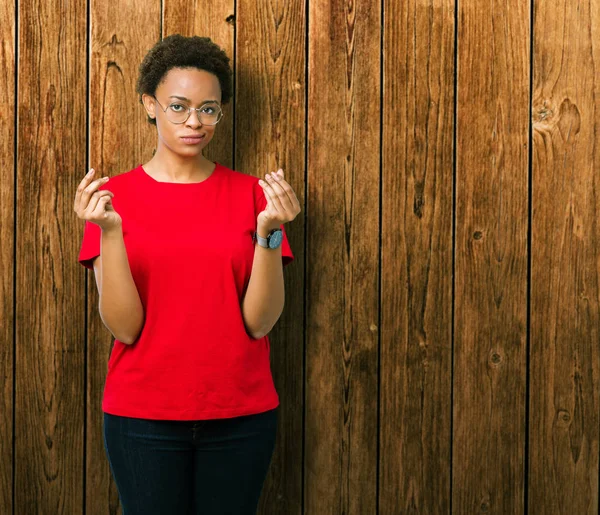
141, 94, 156, 119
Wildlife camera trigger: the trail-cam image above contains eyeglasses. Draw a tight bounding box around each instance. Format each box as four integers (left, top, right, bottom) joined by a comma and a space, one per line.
153, 96, 223, 125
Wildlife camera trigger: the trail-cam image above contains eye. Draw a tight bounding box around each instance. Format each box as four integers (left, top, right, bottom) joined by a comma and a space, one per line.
201, 106, 215, 114
169, 103, 186, 112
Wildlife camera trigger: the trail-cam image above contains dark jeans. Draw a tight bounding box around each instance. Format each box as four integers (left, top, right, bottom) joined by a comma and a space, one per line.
103, 408, 278, 515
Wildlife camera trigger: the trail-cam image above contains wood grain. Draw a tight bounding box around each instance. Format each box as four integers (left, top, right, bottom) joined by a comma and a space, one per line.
87, 1, 161, 512
305, 0, 380, 512
380, 0, 455, 512
529, 0, 600, 511
234, 0, 306, 512
15, 0, 86, 511
163, 0, 235, 169
0, 0, 15, 512
452, 0, 530, 512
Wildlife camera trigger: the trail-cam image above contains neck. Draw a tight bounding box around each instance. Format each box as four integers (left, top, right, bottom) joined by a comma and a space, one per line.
147, 143, 213, 182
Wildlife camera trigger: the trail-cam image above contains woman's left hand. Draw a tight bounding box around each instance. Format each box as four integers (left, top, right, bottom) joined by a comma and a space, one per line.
257, 169, 301, 230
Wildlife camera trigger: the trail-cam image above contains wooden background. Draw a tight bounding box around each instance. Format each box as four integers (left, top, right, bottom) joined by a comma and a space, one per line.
1, 0, 598, 512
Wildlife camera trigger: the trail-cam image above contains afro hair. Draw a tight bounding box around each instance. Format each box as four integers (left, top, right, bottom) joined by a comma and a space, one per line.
136, 34, 233, 125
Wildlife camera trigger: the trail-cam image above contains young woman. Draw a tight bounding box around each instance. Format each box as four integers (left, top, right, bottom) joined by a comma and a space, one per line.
74, 34, 300, 514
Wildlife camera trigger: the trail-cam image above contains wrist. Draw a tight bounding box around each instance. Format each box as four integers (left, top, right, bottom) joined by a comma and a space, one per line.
101, 223, 123, 236
256, 224, 280, 239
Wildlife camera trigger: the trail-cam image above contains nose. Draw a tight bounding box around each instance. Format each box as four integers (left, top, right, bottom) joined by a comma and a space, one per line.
185, 111, 204, 129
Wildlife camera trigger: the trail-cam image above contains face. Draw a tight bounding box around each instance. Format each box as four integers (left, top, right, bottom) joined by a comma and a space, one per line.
142, 67, 222, 158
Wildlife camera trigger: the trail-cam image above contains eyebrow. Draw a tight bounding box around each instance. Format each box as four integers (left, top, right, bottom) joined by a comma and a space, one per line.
168, 95, 220, 104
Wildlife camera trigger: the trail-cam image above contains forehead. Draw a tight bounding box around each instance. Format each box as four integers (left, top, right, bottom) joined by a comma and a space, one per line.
157, 67, 221, 103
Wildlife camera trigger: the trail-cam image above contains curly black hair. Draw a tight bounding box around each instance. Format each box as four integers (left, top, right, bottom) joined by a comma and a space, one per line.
136, 34, 233, 126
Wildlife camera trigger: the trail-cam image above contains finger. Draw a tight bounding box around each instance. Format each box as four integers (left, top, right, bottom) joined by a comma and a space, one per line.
79, 175, 110, 211
264, 173, 294, 212
270, 171, 296, 200
79, 179, 109, 214
261, 180, 285, 215
261, 184, 278, 213
79, 190, 113, 218
271, 171, 301, 212
91, 195, 111, 220
82, 192, 102, 218
258, 178, 279, 210
74, 168, 96, 211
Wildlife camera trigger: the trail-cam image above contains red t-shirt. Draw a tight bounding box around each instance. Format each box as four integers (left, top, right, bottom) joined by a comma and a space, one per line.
78, 162, 294, 420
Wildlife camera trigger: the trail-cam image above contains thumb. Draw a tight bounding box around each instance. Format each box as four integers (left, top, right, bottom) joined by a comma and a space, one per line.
263, 191, 271, 210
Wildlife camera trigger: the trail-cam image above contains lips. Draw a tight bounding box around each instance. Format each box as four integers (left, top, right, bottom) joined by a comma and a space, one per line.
180, 134, 206, 144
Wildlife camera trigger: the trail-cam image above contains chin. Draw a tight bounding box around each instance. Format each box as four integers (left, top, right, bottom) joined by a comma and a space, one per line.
176, 143, 205, 156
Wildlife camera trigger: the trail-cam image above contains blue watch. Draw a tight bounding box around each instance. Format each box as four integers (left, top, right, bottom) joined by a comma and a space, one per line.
255, 228, 283, 249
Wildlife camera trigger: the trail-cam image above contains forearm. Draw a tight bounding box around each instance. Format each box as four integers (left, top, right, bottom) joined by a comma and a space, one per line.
241, 238, 285, 339
99, 226, 144, 344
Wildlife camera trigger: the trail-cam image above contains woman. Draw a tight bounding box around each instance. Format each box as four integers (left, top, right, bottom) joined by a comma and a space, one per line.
74, 34, 300, 514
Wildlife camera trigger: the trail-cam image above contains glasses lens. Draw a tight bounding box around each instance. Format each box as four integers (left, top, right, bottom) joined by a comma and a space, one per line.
166, 104, 190, 124
197, 103, 223, 125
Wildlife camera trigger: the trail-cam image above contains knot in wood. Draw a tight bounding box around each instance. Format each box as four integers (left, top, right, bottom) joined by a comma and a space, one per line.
533, 99, 555, 124
488, 350, 503, 367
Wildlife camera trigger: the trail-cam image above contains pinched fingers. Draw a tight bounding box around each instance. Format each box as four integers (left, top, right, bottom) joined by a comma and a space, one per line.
79, 189, 114, 220
260, 171, 300, 215
74, 168, 110, 214
89, 194, 113, 220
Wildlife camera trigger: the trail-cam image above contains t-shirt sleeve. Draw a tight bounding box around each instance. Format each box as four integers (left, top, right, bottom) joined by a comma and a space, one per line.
253, 179, 295, 267
78, 220, 101, 270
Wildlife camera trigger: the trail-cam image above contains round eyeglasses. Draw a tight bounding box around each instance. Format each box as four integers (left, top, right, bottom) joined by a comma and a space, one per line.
153, 96, 223, 125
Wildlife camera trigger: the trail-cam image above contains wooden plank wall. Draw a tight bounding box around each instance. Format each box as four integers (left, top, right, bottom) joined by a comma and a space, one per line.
306, 0, 380, 513
380, 0, 454, 512
1, 0, 599, 513
530, 0, 600, 512
0, 0, 15, 513
453, 0, 530, 512
15, 0, 87, 513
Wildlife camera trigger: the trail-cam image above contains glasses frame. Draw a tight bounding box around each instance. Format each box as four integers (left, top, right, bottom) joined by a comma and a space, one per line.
152, 96, 223, 126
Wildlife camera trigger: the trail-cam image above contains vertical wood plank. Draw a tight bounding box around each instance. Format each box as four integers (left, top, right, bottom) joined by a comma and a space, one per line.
305, 0, 380, 512
87, 1, 160, 512
235, 1, 306, 512
380, 0, 455, 512
530, 0, 600, 511
16, 0, 86, 511
163, 0, 235, 169
453, 0, 530, 512
0, 0, 15, 512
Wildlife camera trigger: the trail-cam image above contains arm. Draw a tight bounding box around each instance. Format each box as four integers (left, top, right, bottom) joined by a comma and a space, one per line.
241, 168, 300, 339
92, 226, 144, 345
241, 225, 285, 339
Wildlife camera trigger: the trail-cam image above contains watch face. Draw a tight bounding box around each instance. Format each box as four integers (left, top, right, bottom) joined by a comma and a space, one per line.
268, 229, 283, 248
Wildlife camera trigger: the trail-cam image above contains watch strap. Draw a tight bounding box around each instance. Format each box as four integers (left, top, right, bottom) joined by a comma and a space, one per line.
255, 231, 269, 248
254, 228, 282, 249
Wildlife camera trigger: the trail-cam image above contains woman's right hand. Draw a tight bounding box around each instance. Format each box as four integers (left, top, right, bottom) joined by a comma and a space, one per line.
74, 168, 122, 230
